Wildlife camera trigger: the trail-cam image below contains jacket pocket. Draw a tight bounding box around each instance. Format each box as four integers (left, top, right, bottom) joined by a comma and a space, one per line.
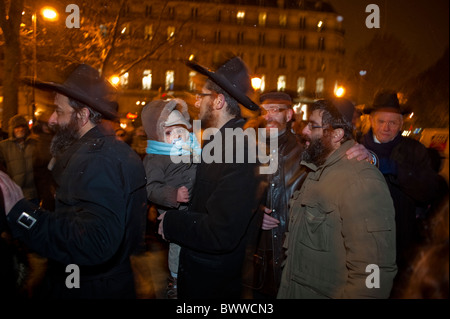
298, 206, 329, 251
365, 216, 396, 265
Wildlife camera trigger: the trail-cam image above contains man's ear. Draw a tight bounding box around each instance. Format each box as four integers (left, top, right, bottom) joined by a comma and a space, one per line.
285, 109, 294, 122
332, 128, 344, 143
77, 108, 90, 126
213, 93, 225, 110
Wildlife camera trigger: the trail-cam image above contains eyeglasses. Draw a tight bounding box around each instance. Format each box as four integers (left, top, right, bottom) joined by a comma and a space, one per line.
261, 106, 288, 115
195, 92, 215, 100
306, 122, 324, 130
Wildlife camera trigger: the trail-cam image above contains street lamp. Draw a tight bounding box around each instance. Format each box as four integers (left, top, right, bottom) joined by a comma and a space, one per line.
31, 6, 58, 123
334, 86, 345, 98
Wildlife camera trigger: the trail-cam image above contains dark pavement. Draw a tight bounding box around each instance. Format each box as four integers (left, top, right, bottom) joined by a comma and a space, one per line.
21, 220, 170, 299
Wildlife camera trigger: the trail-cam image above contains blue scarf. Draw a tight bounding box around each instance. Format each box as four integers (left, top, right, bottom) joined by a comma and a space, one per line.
146, 133, 202, 157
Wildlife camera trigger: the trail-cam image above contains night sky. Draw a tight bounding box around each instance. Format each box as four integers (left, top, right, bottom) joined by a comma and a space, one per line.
329, 0, 449, 74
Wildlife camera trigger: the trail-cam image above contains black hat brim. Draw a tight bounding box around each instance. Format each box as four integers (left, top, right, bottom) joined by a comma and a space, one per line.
186, 60, 259, 111
22, 77, 118, 121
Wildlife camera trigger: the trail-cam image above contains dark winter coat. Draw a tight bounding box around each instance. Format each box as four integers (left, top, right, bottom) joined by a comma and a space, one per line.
362, 130, 442, 267
251, 129, 307, 297
6, 125, 147, 299
163, 117, 264, 299
0, 134, 38, 201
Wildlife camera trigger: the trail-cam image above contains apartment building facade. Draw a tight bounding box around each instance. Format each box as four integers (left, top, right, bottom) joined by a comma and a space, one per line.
113, 0, 345, 115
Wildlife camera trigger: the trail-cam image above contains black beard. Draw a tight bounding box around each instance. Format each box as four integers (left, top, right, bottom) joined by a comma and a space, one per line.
50, 115, 81, 157
301, 133, 334, 167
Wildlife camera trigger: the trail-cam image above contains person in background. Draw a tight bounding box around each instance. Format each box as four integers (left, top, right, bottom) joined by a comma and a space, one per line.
31, 108, 56, 211
397, 195, 448, 299
278, 98, 397, 299
0, 63, 147, 299
0, 115, 38, 205
131, 126, 148, 160
115, 127, 132, 145
141, 98, 199, 299
361, 90, 442, 294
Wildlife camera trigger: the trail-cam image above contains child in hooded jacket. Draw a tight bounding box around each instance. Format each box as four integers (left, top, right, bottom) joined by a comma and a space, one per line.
141, 99, 200, 299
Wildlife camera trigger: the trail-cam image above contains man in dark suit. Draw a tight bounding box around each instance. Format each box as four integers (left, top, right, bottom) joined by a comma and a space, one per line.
158, 57, 264, 299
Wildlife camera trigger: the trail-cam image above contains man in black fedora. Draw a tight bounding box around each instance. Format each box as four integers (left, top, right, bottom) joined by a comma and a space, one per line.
361, 89, 442, 295
0, 64, 147, 299
158, 56, 264, 299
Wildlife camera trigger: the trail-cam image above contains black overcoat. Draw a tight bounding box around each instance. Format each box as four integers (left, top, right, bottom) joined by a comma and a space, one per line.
7, 125, 147, 298
163, 118, 264, 299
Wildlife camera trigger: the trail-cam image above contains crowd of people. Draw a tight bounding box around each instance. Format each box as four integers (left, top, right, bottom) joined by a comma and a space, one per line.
0, 57, 447, 300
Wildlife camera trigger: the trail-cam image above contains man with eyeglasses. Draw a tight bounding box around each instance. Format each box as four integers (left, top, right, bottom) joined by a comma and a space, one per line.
157, 56, 264, 299
249, 92, 375, 299
361, 90, 442, 296
278, 98, 397, 299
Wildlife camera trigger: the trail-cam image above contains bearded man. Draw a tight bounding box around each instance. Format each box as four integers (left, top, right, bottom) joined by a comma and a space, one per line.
0, 64, 147, 299
277, 98, 397, 299
158, 57, 264, 299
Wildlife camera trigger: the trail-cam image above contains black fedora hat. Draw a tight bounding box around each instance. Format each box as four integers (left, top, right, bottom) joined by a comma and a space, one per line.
363, 89, 410, 115
186, 57, 259, 111
23, 64, 119, 120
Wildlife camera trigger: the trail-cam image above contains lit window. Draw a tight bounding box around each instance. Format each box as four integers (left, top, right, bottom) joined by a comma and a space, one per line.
144, 25, 153, 40
279, 14, 287, 26
258, 12, 267, 26
142, 70, 152, 90
277, 75, 286, 91
167, 26, 175, 40
121, 23, 130, 36
188, 71, 196, 91
316, 77, 324, 94
297, 77, 306, 95
165, 70, 175, 91
317, 20, 323, 31
237, 11, 245, 24
260, 75, 266, 93
120, 72, 129, 88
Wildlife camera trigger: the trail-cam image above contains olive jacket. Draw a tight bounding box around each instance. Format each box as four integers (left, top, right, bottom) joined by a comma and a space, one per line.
278, 140, 397, 299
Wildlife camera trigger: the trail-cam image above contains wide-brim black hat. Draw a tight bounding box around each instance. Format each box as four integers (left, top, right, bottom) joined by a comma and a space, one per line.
23, 64, 119, 120
363, 90, 411, 115
186, 57, 259, 111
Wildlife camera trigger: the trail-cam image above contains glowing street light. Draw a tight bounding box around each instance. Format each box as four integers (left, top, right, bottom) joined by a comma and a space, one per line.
31, 6, 59, 122
110, 76, 120, 86
41, 7, 58, 21
251, 77, 262, 91
335, 86, 346, 98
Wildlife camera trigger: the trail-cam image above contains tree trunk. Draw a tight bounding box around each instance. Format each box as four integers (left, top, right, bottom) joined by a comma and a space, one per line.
2, 38, 21, 131
0, 0, 24, 132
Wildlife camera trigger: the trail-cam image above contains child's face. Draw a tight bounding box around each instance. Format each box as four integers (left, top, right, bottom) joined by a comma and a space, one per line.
164, 125, 190, 144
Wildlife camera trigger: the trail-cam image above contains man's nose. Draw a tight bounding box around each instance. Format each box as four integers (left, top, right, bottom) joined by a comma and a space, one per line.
302, 125, 310, 136
48, 111, 57, 126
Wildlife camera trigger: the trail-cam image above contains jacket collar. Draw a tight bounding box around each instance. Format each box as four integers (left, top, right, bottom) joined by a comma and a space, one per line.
301, 140, 355, 180
52, 125, 102, 172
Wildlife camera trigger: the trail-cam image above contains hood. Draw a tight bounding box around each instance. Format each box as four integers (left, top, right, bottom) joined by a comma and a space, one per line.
141, 98, 190, 142
8, 115, 30, 139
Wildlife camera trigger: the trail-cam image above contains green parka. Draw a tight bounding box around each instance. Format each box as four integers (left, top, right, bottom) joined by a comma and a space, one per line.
278, 140, 397, 299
